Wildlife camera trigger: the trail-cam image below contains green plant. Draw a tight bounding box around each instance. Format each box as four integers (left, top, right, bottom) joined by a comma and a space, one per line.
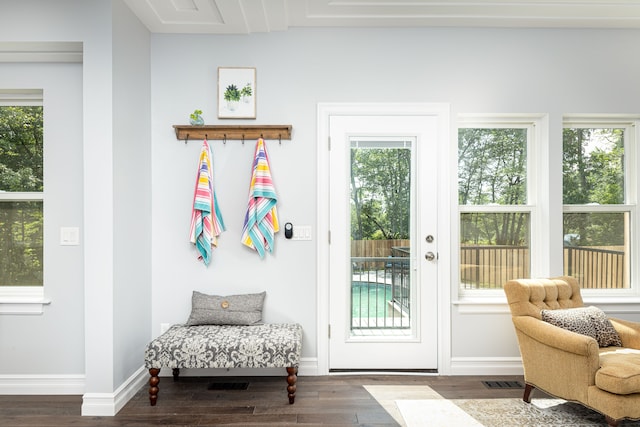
224, 84, 241, 102
189, 109, 203, 120
241, 83, 252, 97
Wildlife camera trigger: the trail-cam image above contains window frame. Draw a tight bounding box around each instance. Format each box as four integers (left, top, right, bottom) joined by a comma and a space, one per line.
0, 90, 49, 313
456, 114, 545, 299
562, 115, 639, 297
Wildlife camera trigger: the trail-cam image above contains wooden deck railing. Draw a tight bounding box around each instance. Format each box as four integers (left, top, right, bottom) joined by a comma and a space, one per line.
352, 240, 627, 290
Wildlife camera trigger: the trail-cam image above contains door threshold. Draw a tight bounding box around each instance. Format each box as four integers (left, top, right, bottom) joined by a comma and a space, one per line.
330, 368, 438, 374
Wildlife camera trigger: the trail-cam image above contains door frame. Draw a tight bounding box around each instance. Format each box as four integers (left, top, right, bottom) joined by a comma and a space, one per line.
317, 102, 453, 375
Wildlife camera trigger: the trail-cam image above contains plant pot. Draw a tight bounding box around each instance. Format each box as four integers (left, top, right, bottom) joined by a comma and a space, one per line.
189, 115, 204, 125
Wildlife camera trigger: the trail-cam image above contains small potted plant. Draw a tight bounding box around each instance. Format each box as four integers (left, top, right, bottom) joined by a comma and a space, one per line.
241, 83, 253, 103
224, 84, 241, 111
189, 109, 204, 125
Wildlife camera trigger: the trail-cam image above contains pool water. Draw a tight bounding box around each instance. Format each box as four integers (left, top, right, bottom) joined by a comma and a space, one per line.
351, 282, 392, 318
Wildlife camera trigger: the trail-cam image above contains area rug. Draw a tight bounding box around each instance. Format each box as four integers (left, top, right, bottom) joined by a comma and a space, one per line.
365, 385, 640, 427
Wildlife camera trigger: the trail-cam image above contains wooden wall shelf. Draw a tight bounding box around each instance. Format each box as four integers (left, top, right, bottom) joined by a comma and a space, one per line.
174, 125, 292, 143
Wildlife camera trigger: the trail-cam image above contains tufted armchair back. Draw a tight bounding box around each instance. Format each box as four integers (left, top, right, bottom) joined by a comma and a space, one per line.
504, 276, 583, 319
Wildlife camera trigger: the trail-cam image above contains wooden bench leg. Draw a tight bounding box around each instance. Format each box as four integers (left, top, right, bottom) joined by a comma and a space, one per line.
286, 366, 298, 404
148, 368, 160, 406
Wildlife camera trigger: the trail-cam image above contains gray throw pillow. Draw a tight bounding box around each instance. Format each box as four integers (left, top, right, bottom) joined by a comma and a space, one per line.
186, 291, 266, 326
541, 305, 622, 347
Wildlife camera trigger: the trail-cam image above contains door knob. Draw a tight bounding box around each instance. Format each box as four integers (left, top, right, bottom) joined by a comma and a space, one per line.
425, 252, 436, 261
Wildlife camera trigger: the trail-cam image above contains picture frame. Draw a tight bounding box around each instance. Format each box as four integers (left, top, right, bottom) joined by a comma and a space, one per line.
217, 67, 256, 119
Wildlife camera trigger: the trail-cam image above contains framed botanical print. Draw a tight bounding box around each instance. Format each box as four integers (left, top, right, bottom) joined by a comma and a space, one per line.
218, 67, 256, 119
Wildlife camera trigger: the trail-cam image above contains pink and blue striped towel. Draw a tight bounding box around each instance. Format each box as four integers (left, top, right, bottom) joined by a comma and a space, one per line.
241, 138, 279, 258
189, 140, 225, 265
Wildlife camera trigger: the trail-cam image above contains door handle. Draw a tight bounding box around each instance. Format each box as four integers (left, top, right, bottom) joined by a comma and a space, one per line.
425, 252, 436, 261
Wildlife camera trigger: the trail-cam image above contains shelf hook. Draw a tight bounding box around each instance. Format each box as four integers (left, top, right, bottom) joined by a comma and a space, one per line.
223, 133, 227, 145
184, 133, 189, 144
242, 134, 245, 145
279, 133, 282, 145
205, 133, 208, 141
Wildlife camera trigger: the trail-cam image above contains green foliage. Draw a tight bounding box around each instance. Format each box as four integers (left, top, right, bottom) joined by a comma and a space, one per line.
224, 84, 241, 102
240, 83, 252, 97
0, 106, 43, 286
0, 106, 43, 192
563, 128, 625, 246
563, 128, 624, 205
458, 128, 527, 206
350, 147, 411, 240
458, 128, 528, 245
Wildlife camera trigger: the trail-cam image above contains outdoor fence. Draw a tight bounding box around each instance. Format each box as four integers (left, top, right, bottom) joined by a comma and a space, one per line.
459, 245, 627, 289
349, 241, 627, 330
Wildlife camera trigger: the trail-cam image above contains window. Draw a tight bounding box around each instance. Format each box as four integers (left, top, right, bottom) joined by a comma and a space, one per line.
0, 91, 43, 289
458, 116, 541, 292
563, 118, 637, 291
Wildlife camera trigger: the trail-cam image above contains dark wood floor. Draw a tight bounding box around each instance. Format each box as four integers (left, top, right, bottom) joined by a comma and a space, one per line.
0, 374, 529, 426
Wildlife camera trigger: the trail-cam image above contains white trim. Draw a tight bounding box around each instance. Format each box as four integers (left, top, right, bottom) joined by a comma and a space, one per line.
0, 374, 84, 394
0, 192, 43, 201
81, 366, 148, 416
0, 287, 50, 314
450, 357, 524, 376
0, 42, 82, 63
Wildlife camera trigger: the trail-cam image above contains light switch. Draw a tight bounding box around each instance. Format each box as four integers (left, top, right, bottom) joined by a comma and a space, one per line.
60, 227, 80, 246
292, 225, 312, 241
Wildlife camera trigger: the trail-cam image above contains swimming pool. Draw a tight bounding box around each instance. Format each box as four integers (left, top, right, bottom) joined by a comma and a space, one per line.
351, 281, 393, 318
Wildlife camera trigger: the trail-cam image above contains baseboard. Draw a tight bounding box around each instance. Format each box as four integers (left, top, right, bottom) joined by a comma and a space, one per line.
449, 357, 524, 376
156, 357, 319, 377
81, 365, 147, 416
0, 374, 85, 394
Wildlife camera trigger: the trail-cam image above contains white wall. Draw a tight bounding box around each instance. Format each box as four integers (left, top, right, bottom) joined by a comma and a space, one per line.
0, 62, 84, 375
112, 0, 151, 388
150, 27, 640, 372
0, 0, 153, 407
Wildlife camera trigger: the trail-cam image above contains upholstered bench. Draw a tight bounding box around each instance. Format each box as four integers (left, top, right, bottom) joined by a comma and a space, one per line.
144, 323, 302, 406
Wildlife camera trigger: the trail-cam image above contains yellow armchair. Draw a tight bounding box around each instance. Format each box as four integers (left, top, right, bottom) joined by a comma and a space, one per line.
504, 276, 640, 427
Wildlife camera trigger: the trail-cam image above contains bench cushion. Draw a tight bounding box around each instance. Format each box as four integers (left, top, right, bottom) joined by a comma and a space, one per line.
144, 323, 302, 370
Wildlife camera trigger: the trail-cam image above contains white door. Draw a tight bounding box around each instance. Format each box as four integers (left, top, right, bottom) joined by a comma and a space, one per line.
328, 111, 443, 370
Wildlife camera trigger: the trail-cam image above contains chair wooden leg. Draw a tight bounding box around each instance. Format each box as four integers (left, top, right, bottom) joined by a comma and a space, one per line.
605, 415, 619, 427
523, 383, 534, 403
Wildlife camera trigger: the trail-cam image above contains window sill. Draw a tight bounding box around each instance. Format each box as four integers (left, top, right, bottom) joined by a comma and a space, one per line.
454, 296, 640, 314
0, 288, 50, 314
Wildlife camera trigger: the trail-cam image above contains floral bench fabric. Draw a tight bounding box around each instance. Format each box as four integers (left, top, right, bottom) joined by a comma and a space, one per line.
144, 323, 302, 405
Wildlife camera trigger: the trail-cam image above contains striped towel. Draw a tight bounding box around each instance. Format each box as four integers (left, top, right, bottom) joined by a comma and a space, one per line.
241, 138, 279, 258
189, 140, 225, 265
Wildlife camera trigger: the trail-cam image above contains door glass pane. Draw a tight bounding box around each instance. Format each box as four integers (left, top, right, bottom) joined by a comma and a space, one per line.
349, 138, 413, 335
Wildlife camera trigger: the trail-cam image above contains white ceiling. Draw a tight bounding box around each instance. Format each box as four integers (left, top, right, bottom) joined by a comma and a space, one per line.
123, 0, 640, 34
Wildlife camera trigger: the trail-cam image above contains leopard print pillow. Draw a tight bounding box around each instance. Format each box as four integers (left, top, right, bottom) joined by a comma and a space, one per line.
541, 306, 622, 347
